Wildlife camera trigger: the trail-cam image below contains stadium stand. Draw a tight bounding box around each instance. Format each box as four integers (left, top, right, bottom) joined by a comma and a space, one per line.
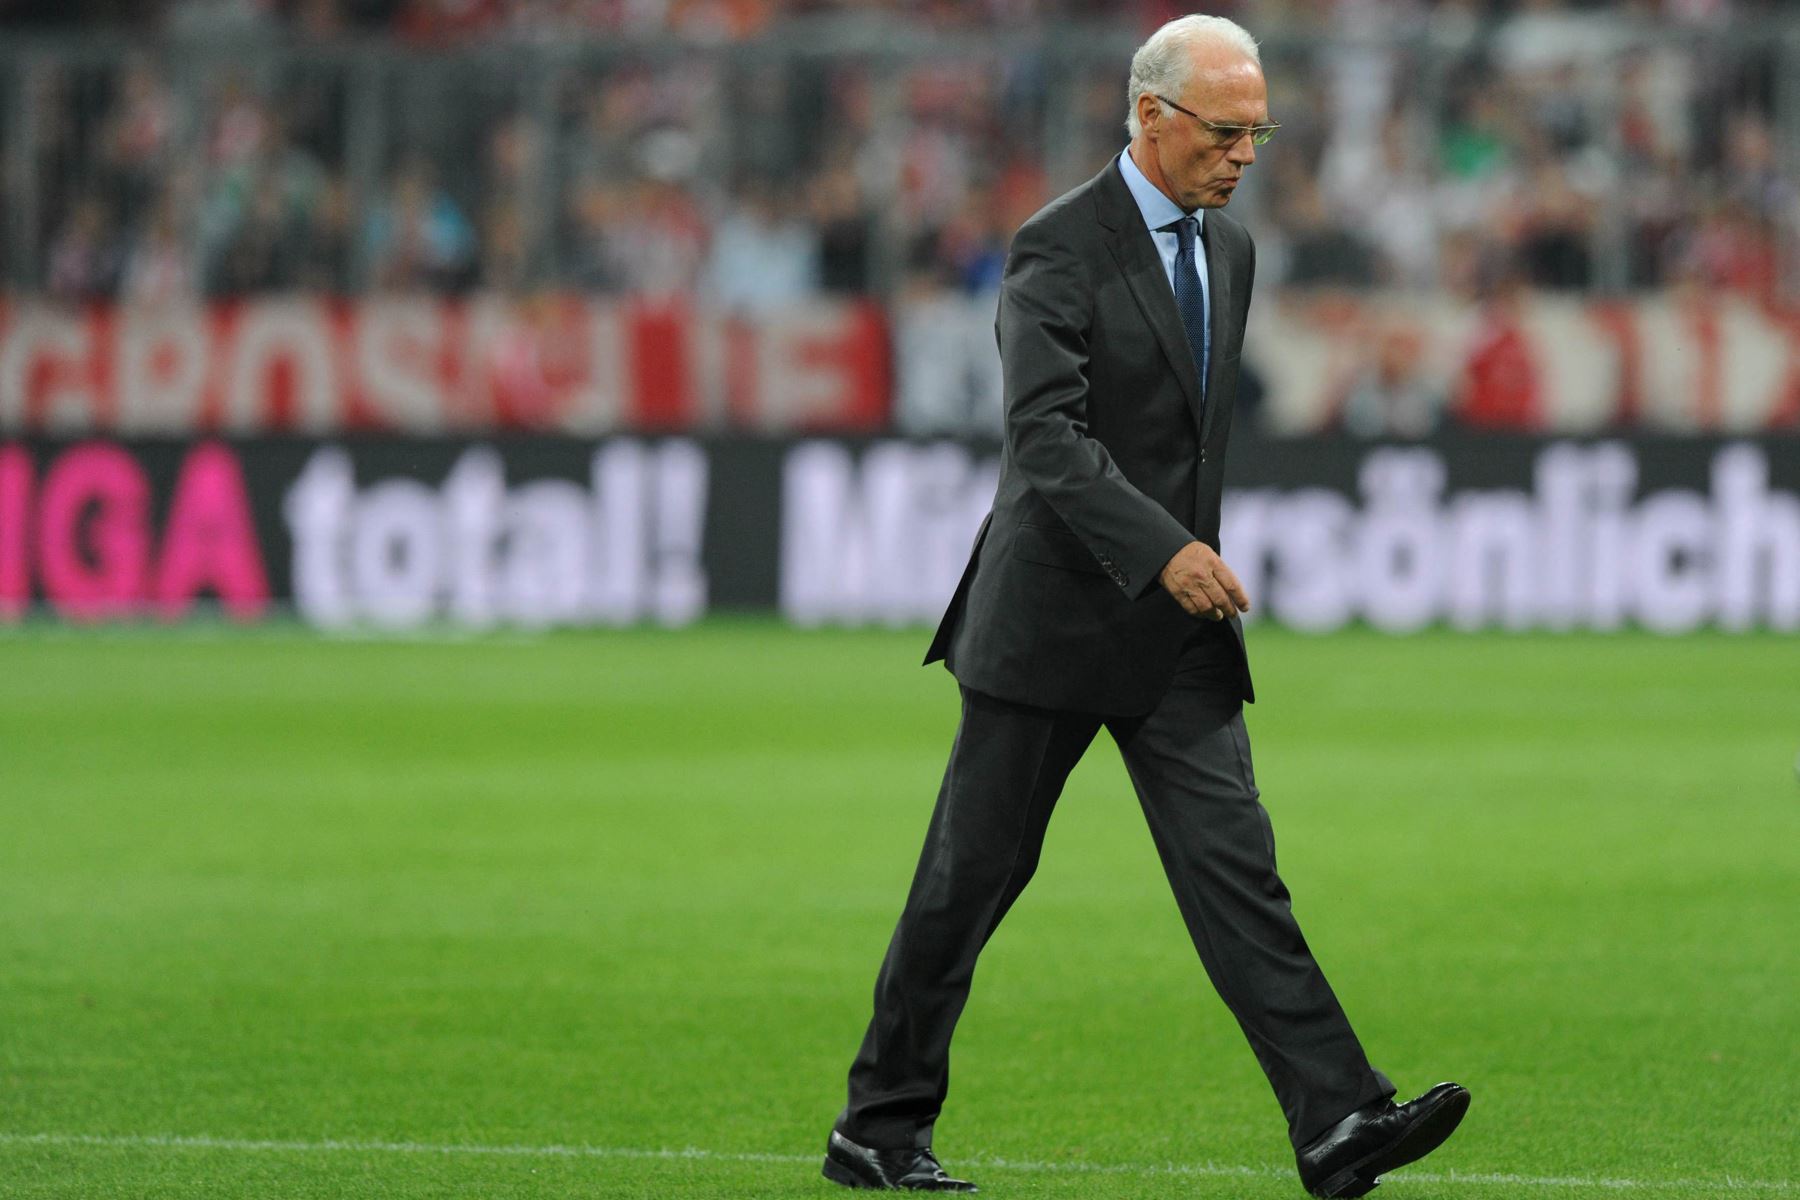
1, 0, 1796, 434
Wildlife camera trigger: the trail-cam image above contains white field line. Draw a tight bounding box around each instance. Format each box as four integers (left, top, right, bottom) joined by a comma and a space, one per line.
0, 1131, 1789, 1194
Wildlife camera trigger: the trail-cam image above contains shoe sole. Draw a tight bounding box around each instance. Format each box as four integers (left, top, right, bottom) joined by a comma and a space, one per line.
1312, 1086, 1471, 1198
822, 1154, 872, 1189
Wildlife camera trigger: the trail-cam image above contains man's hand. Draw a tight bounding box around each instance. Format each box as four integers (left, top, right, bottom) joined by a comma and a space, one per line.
1158, 541, 1251, 621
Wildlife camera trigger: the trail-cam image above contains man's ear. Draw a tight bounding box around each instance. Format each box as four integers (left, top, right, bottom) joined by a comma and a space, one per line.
1138, 94, 1161, 138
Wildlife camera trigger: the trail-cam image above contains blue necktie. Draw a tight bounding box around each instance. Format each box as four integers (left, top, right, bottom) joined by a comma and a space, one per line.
1169, 216, 1207, 398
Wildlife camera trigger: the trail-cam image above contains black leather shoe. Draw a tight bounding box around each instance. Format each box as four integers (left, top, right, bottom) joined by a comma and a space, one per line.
822, 1129, 978, 1192
1295, 1082, 1471, 1198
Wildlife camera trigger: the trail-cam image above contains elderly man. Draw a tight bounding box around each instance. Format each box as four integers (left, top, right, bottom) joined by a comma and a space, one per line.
823, 16, 1468, 1198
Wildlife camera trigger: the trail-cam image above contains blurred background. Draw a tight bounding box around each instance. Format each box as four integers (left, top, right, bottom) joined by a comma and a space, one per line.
1, 0, 1797, 631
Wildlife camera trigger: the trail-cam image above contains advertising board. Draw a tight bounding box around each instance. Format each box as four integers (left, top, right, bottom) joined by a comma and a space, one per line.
2, 435, 1795, 633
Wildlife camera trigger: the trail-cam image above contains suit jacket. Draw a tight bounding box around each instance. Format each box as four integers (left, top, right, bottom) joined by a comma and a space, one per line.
924, 152, 1257, 716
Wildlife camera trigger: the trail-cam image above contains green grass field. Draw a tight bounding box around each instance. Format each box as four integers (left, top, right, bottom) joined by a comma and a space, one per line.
1, 622, 1795, 1199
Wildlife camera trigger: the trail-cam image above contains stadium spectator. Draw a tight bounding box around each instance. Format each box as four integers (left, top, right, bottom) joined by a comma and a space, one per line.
706, 177, 821, 310
99, 58, 175, 224
360, 156, 478, 292
209, 170, 307, 294
1317, 111, 1441, 289
47, 197, 124, 303
565, 74, 651, 191
1455, 273, 1545, 429
1338, 321, 1446, 438
1512, 159, 1596, 290
608, 173, 710, 297
121, 187, 200, 304
207, 76, 273, 170
293, 172, 359, 293
563, 178, 626, 291
480, 198, 534, 292
1280, 168, 1381, 288
1678, 198, 1781, 299
197, 101, 332, 292
809, 160, 876, 294
930, 187, 1010, 294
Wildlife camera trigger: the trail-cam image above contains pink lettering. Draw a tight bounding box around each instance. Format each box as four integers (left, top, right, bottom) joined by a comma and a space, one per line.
0, 444, 29, 619
38, 442, 150, 621
151, 442, 270, 621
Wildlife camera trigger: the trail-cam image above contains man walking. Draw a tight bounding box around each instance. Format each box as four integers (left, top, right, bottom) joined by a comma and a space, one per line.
823, 16, 1469, 1198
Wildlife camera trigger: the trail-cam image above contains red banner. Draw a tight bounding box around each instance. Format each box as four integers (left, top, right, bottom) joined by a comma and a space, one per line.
1244, 292, 1800, 434
9, 290, 1798, 437
0, 295, 890, 436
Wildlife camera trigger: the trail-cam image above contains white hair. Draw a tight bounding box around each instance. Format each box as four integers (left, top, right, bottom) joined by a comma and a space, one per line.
1126, 15, 1262, 139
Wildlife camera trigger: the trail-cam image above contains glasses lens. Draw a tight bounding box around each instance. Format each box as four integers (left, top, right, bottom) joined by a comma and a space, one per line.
1211, 124, 1277, 147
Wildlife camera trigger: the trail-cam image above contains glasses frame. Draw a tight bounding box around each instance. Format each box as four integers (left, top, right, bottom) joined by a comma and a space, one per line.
1153, 94, 1280, 147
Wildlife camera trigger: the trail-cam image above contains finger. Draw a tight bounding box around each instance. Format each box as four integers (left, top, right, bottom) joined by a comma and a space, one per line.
1196, 574, 1237, 619
1169, 583, 1205, 616
1215, 562, 1251, 613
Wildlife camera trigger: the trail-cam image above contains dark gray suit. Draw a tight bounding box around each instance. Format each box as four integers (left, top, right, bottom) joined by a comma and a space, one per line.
927, 149, 1254, 715
838, 154, 1393, 1156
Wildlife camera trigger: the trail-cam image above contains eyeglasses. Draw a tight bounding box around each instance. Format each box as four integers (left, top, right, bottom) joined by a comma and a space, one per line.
1154, 94, 1280, 147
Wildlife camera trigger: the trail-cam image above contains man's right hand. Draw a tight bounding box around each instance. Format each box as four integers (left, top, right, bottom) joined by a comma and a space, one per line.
1158, 541, 1251, 621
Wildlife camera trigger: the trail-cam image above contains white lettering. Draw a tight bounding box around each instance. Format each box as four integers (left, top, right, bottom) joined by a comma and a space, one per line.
1267, 489, 1355, 633
779, 440, 994, 626
284, 440, 707, 630
283, 447, 356, 628
1356, 450, 1446, 633
1713, 444, 1800, 631
351, 480, 442, 628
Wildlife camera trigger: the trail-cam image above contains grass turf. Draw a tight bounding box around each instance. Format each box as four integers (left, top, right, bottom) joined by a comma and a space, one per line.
0, 622, 1795, 1198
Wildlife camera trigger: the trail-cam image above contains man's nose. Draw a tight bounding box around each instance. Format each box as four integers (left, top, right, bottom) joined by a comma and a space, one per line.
1229, 137, 1256, 166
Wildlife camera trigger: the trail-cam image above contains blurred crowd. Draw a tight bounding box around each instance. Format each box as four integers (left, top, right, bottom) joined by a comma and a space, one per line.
1254, 0, 1794, 303
4, 0, 1792, 42
3, 0, 1795, 313
3, 0, 1144, 41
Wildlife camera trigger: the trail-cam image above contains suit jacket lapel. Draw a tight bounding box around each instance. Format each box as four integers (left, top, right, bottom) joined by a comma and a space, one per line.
1093, 157, 1205, 430
1199, 217, 1232, 445
1105, 223, 1205, 431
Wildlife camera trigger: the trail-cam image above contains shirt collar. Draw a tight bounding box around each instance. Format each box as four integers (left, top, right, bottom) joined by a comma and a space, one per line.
1119, 146, 1204, 237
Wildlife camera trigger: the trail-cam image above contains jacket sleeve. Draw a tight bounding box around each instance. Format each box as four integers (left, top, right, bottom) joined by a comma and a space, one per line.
997, 216, 1195, 597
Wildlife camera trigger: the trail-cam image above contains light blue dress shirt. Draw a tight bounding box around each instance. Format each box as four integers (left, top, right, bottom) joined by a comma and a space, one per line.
1118, 147, 1211, 382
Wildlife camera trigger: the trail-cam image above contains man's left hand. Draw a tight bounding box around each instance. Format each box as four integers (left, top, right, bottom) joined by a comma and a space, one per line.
1158, 541, 1251, 621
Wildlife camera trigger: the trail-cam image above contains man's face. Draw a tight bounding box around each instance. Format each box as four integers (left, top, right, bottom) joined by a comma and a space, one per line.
1141, 56, 1268, 211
